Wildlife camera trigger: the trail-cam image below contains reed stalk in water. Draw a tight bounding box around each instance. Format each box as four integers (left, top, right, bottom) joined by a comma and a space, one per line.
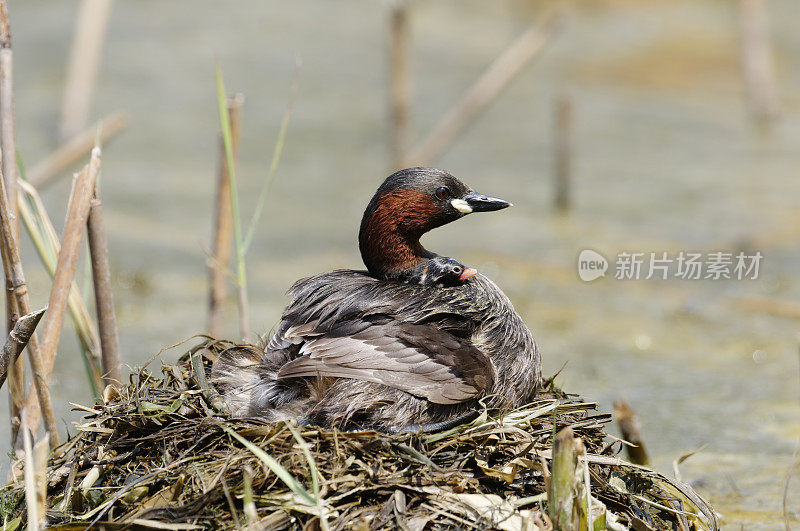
215, 65, 250, 342
208, 94, 243, 338
614, 398, 650, 466
20, 150, 100, 442
0, 160, 59, 447
58, 0, 114, 141
17, 178, 103, 391
404, 9, 561, 166
0, 0, 24, 444
88, 184, 121, 386
29, 111, 128, 189
388, 0, 411, 170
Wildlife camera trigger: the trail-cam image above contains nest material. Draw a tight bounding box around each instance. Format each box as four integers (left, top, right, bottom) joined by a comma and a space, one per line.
1, 338, 718, 530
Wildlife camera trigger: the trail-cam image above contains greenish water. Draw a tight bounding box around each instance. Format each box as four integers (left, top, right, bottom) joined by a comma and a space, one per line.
3, 0, 800, 527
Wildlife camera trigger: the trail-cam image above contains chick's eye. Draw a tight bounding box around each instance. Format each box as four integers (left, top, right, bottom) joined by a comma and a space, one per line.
435, 186, 450, 200
452, 266, 462, 274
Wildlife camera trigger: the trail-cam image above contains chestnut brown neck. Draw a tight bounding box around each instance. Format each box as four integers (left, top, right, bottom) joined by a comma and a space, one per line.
359, 189, 440, 279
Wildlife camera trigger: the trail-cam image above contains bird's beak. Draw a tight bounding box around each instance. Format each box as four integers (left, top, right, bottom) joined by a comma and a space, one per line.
451, 191, 512, 214
459, 267, 478, 281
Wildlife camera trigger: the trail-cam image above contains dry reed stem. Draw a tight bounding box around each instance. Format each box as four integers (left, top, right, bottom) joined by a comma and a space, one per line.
389, 1, 411, 170
553, 93, 572, 213
403, 10, 561, 166
208, 95, 243, 338
18, 179, 102, 359
22, 419, 39, 531
20, 149, 100, 440
58, 0, 114, 142
87, 185, 121, 386
614, 398, 650, 466
0, 0, 25, 444
0, 155, 59, 447
29, 110, 127, 189
738, 0, 779, 123
549, 426, 580, 528
0, 307, 45, 390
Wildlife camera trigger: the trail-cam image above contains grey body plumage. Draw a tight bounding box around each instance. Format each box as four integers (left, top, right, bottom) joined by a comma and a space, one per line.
211, 168, 542, 431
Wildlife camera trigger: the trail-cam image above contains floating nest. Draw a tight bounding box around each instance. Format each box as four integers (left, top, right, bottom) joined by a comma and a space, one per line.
1, 338, 718, 530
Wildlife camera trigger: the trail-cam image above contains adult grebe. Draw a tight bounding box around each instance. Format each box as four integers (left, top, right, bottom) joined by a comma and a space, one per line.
212, 167, 541, 431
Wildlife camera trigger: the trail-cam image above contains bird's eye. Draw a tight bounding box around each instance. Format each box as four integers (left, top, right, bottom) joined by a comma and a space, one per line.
435, 186, 450, 200
452, 266, 462, 274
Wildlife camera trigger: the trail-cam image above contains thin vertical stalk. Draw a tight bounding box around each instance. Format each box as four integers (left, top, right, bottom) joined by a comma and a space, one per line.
738, 0, 779, 124
0, 0, 23, 444
87, 185, 121, 386
215, 65, 249, 342
389, 0, 411, 170
17, 179, 102, 394
20, 149, 99, 441
22, 422, 39, 531
0, 162, 59, 448
208, 94, 243, 338
59, 0, 113, 141
553, 93, 572, 213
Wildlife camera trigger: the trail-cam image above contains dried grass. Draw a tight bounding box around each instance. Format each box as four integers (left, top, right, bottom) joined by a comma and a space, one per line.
0, 338, 718, 530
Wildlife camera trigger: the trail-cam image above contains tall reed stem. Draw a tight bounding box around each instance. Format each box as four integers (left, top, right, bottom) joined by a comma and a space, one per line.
404, 10, 560, 166
19, 150, 100, 443
88, 185, 121, 386
0, 0, 24, 444
208, 94, 243, 338
0, 161, 59, 448
59, 0, 113, 141
215, 65, 249, 342
389, 1, 411, 170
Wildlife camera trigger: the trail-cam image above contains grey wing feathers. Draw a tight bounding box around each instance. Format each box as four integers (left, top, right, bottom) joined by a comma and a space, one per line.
268, 269, 498, 405
276, 321, 494, 405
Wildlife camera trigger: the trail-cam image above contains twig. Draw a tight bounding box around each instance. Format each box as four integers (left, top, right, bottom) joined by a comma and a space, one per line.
88, 184, 121, 386
208, 95, 243, 338
29, 111, 127, 189
613, 398, 649, 466
553, 93, 572, 213
0, 307, 45, 390
737, 0, 779, 124
58, 0, 114, 141
403, 10, 561, 166
0, 0, 24, 444
20, 149, 100, 442
0, 143, 59, 448
389, 0, 411, 169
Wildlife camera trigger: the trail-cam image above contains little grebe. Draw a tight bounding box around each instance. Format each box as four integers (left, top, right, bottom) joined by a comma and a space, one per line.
212, 167, 541, 431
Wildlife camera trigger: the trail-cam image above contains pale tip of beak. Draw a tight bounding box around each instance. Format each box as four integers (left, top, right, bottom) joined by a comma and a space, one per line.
450, 198, 473, 214
459, 267, 478, 281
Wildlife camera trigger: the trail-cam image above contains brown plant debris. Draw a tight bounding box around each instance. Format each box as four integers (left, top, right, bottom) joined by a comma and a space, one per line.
0, 337, 718, 530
